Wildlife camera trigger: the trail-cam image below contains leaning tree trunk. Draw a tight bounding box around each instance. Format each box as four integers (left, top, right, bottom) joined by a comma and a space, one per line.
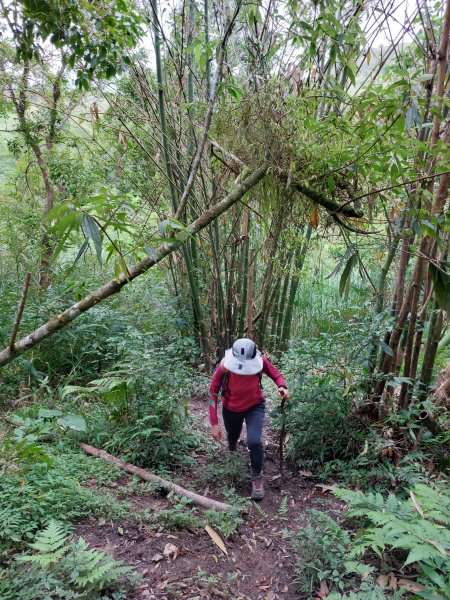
0, 164, 269, 368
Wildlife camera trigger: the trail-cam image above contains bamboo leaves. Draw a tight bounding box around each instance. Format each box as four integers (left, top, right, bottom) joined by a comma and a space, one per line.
81, 214, 102, 265
339, 252, 357, 298
428, 263, 450, 313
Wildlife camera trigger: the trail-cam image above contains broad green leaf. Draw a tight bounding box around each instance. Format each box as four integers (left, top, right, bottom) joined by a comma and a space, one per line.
81, 214, 103, 264
73, 239, 89, 266
38, 409, 63, 418
429, 263, 450, 313
378, 340, 394, 357
57, 415, 87, 432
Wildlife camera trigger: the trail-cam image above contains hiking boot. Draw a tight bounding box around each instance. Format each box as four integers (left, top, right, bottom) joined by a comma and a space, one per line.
251, 476, 265, 500
228, 438, 238, 452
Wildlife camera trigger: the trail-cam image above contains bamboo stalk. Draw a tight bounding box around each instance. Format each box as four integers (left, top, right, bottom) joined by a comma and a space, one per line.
418, 301, 444, 401
246, 247, 255, 337
238, 236, 250, 336
280, 226, 312, 350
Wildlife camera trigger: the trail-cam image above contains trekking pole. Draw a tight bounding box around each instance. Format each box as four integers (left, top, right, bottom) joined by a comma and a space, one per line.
279, 396, 287, 475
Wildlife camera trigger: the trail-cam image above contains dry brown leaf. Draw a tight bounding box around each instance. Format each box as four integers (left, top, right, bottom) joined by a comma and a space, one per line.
299, 470, 314, 477
397, 579, 426, 592
410, 490, 424, 517
163, 543, 179, 560
315, 483, 338, 493
205, 525, 228, 555
151, 553, 164, 562
389, 573, 398, 590
310, 208, 319, 229
376, 572, 390, 586
317, 579, 330, 598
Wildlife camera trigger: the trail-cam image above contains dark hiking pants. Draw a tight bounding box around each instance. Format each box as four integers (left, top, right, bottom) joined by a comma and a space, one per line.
222, 401, 265, 476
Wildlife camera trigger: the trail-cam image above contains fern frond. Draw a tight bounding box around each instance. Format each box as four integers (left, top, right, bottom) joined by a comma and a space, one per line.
403, 544, 440, 567
28, 520, 70, 553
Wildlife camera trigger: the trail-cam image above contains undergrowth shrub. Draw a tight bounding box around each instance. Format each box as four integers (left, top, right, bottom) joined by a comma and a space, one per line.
283, 382, 365, 467
326, 584, 405, 600
0, 520, 138, 600
278, 334, 368, 469
205, 507, 245, 538
0, 447, 128, 552
291, 509, 370, 594
321, 440, 436, 492
61, 327, 208, 470
147, 496, 203, 530
335, 483, 450, 599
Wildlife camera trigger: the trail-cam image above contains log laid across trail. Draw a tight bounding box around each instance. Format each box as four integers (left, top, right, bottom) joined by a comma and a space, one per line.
79, 442, 236, 512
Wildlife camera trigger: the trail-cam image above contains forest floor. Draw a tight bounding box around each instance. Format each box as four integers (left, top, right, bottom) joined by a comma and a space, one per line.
75, 396, 344, 600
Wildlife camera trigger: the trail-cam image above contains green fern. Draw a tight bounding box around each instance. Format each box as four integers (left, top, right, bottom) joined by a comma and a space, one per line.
66, 538, 132, 589
253, 501, 268, 519
1, 521, 138, 599
18, 520, 70, 567
278, 495, 288, 518
334, 484, 450, 598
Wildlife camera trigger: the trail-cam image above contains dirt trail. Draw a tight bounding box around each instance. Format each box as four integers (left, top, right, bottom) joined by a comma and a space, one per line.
77, 396, 342, 600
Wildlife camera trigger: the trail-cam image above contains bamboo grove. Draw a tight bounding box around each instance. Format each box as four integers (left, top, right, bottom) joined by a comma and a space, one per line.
0, 0, 449, 427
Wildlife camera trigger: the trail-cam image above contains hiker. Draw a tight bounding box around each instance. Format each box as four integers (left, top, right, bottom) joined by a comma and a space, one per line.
208, 338, 290, 500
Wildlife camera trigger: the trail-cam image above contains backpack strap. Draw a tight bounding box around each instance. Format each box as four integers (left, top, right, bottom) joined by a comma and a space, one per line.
220, 359, 229, 396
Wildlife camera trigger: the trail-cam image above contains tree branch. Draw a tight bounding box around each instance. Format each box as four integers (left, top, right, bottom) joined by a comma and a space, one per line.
293, 181, 364, 218
9, 272, 31, 352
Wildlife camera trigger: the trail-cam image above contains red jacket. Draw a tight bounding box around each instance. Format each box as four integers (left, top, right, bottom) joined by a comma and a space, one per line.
208, 356, 287, 425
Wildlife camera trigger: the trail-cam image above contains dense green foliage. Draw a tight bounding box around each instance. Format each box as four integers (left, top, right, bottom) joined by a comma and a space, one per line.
0, 520, 138, 599
1, 0, 449, 596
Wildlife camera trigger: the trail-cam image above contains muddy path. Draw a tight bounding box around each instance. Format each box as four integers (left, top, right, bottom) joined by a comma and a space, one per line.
76, 396, 343, 600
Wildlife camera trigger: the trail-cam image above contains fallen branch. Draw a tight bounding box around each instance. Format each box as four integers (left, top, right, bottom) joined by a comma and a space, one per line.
79, 443, 236, 512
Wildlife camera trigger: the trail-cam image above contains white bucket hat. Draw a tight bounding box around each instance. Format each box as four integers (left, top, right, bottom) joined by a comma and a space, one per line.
223, 338, 263, 375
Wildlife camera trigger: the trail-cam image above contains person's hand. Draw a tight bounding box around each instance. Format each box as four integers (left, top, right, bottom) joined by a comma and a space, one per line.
211, 424, 223, 441
278, 387, 290, 401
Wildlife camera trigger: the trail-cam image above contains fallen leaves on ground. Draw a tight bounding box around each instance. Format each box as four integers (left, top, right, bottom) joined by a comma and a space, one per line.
163, 543, 179, 560
205, 524, 228, 555
317, 579, 330, 598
